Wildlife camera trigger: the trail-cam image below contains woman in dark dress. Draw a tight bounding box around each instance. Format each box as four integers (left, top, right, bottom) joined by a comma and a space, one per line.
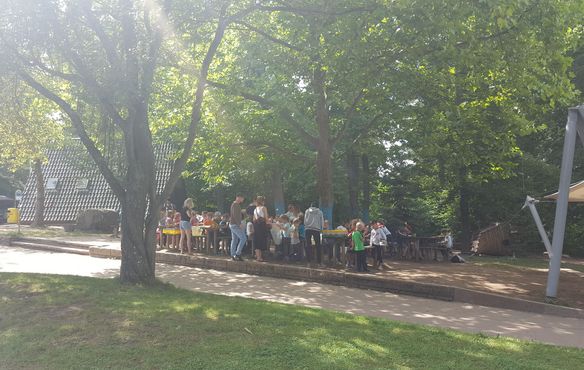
253, 196, 269, 262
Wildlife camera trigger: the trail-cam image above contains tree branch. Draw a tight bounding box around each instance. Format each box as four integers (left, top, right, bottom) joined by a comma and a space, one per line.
78, 2, 121, 69
19, 70, 126, 199
332, 89, 365, 145
47, 20, 128, 128
27, 57, 81, 83
231, 20, 304, 53
226, 2, 259, 23
206, 79, 319, 149
244, 140, 313, 161
334, 112, 385, 161
160, 11, 229, 202
139, 5, 164, 102
255, 4, 375, 17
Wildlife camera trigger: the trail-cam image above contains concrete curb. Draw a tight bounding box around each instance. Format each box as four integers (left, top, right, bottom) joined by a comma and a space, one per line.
3, 236, 583, 320
0, 235, 91, 250
93, 247, 584, 319
10, 241, 90, 256
16, 236, 92, 250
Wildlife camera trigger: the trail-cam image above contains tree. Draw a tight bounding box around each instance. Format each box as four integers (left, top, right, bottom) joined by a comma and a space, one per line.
207, 0, 393, 222
0, 78, 64, 227
374, 0, 582, 245
0, 0, 251, 283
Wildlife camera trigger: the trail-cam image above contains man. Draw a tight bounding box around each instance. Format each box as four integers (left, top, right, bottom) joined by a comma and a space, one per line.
304, 204, 324, 267
229, 194, 246, 261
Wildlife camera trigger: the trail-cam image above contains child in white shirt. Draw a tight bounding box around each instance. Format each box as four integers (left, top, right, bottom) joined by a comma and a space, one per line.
246, 217, 254, 254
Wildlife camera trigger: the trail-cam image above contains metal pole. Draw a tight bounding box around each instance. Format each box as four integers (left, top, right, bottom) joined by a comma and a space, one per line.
546, 109, 579, 299
524, 196, 552, 256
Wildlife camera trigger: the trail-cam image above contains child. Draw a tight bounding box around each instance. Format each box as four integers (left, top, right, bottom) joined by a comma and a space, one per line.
370, 221, 386, 270
439, 229, 454, 261
202, 212, 212, 226
246, 216, 254, 255
219, 213, 231, 237
190, 211, 200, 226
164, 210, 177, 250
345, 219, 361, 269
290, 218, 301, 260
173, 210, 182, 251
209, 214, 221, 253
280, 215, 291, 260
270, 217, 283, 258
157, 210, 166, 250
353, 222, 368, 272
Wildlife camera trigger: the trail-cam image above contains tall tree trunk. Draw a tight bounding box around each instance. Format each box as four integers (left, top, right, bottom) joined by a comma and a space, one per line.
271, 167, 285, 216
361, 154, 370, 223
119, 193, 158, 284
317, 145, 334, 223
313, 64, 334, 223
346, 148, 359, 217
459, 169, 471, 251
31, 159, 45, 228
119, 112, 157, 284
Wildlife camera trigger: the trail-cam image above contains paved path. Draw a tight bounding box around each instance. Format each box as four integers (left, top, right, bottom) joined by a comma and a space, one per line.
1, 245, 583, 348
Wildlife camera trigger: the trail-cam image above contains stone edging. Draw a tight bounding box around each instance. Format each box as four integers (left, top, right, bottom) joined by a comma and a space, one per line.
88, 245, 584, 320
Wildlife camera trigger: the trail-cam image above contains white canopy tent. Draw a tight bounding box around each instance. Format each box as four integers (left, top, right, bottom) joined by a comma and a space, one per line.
544, 180, 584, 202
525, 182, 584, 261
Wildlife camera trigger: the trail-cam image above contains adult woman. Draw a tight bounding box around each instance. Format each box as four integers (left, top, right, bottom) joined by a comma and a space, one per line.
179, 198, 194, 254
253, 195, 269, 262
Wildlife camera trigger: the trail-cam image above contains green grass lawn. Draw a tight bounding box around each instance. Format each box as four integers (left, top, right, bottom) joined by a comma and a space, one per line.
1, 273, 583, 370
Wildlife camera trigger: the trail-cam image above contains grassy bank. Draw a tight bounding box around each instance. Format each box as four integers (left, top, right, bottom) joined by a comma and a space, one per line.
1, 273, 582, 369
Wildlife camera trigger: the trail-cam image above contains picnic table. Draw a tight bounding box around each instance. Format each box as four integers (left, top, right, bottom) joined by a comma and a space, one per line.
398, 235, 448, 261
322, 230, 348, 264
192, 225, 230, 255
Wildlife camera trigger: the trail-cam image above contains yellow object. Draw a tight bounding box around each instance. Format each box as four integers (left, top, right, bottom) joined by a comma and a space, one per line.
162, 228, 181, 235
7, 208, 19, 224
322, 229, 346, 234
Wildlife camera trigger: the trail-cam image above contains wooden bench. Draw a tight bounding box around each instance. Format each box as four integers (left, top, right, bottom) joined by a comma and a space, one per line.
418, 236, 449, 261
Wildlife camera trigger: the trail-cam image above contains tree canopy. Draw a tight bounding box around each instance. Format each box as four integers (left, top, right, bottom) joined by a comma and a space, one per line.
2, 0, 584, 284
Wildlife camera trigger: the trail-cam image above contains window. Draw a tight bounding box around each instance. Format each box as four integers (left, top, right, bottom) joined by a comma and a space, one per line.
45, 178, 59, 190
75, 178, 90, 190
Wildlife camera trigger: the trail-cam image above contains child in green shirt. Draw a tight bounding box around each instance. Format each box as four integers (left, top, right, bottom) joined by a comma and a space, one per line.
352, 222, 368, 272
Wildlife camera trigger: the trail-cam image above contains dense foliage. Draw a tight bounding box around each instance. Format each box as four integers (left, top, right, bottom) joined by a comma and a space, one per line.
2, 0, 584, 273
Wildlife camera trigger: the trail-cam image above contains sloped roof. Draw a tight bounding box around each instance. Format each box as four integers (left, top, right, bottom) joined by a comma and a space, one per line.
19, 142, 175, 223
544, 180, 584, 203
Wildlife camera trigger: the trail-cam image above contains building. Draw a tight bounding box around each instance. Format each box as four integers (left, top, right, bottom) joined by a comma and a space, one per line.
19, 142, 186, 224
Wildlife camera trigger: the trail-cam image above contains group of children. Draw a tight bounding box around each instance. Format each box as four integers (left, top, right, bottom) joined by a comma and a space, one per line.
239, 213, 304, 260
244, 212, 393, 273
156, 209, 229, 252
156, 199, 451, 272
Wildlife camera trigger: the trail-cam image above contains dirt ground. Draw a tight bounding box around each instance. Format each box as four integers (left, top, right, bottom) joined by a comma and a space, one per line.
375, 257, 584, 309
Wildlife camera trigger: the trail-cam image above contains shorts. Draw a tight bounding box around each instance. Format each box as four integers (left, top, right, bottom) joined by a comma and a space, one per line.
180, 220, 192, 231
